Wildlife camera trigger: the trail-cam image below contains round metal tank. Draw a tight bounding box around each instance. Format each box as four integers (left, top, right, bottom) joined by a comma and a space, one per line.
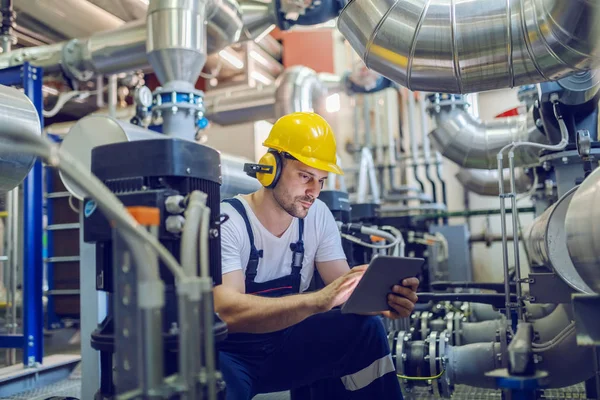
59, 115, 260, 200
566, 166, 600, 293
59, 115, 160, 200
525, 186, 593, 293
0, 85, 41, 192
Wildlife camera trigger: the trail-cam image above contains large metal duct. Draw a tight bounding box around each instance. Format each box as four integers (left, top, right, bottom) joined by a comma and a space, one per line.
565, 166, 600, 293
429, 100, 547, 169
0, 0, 245, 80
59, 115, 260, 200
14, 0, 123, 38
0, 85, 41, 192
526, 186, 594, 294
204, 66, 329, 126
456, 168, 531, 197
337, 0, 600, 94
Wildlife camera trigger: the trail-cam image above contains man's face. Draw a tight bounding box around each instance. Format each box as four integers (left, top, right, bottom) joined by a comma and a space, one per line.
272, 158, 328, 219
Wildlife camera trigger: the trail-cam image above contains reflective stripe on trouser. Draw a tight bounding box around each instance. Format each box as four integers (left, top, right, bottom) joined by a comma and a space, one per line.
341, 353, 396, 391
218, 310, 403, 400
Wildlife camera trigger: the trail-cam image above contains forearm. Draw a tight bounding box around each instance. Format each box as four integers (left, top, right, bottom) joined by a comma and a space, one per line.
215, 289, 322, 334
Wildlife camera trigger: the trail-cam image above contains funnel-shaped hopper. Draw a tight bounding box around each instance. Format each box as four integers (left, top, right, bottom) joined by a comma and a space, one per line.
147, 0, 208, 86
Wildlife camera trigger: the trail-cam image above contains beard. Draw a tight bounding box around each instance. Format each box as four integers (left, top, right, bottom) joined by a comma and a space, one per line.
272, 185, 314, 219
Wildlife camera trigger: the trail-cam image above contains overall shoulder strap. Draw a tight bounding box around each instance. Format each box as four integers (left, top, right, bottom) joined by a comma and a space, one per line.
222, 198, 262, 283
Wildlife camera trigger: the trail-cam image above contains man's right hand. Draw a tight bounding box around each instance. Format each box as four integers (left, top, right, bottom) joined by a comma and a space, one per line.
311, 265, 368, 312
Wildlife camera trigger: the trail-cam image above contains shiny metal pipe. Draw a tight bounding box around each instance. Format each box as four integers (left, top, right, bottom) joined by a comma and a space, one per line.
1, 0, 244, 80
497, 156, 511, 314
525, 186, 593, 293
204, 85, 278, 126
566, 166, 600, 293
0, 85, 42, 192
204, 66, 330, 126
429, 103, 546, 169
147, 0, 209, 86
338, 0, 600, 93
509, 153, 524, 320
456, 168, 531, 197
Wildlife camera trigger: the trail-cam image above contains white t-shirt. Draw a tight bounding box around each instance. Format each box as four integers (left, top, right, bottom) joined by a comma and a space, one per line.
220, 196, 347, 292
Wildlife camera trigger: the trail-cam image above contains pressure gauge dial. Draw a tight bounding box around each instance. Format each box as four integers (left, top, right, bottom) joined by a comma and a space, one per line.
135, 86, 153, 108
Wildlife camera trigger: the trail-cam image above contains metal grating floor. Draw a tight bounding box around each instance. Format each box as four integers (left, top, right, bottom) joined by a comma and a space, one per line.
0, 380, 590, 400
0, 378, 81, 400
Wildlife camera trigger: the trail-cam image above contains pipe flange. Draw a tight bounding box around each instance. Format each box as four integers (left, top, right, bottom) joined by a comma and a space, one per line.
62, 39, 94, 82
428, 331, 440, 397
395, 331, 407, 393
151, 87, 208, 128
426, 93, 469, 115
438, 331, 452, 397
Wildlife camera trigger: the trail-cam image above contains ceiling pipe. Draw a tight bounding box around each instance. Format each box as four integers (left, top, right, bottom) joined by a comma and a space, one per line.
0, 0, 245, 81
337, 0, 600, 94
427, 95, 547, 169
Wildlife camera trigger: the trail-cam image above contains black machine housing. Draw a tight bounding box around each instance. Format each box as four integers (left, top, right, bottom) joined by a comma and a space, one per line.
84, 138, 225, 398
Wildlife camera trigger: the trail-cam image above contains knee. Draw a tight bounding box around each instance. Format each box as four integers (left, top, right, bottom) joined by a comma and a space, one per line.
345, 314, 387, 342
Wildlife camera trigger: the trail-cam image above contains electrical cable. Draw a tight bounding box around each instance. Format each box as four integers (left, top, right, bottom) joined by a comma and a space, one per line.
341, 233, 401, 250
397, 369, 445, 380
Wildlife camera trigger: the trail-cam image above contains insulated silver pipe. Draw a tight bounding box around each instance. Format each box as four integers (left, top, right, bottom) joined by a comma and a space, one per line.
429, 102, 546, 169
204, 66, 329, 126
526, 186, 593, 294
456, 168, 531, 197
0, 85, 42, 192
338, 0, 600, 93
565, 166, 600, 293
1, 0, 245, 80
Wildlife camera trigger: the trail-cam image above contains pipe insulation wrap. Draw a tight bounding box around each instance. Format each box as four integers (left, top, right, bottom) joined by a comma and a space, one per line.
337, 0, 600, 93
429, 106, 547, 169
446, 342, 502, 389
565, 166, 600, 293
1, 0, 245, 80
0, 85, 42, 192
456, 168, 531, 196
460, 319, 504, 344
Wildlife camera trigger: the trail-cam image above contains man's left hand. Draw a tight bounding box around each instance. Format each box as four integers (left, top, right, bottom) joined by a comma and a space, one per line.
381, 277, 420, 320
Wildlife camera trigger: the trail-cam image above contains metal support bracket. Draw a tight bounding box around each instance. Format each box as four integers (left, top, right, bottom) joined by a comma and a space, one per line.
528, 273, 577, 304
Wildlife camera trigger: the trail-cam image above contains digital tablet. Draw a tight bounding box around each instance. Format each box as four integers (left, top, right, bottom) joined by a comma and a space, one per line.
341, 255, 425, 314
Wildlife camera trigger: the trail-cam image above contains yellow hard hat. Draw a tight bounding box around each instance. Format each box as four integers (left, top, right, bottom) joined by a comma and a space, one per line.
263, 112, 343, 175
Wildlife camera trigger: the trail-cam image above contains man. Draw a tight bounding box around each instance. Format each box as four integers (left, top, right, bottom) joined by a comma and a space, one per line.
214, 112, 419, 399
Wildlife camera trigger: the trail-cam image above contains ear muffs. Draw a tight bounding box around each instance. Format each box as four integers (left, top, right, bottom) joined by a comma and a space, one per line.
256, 151, 282, 188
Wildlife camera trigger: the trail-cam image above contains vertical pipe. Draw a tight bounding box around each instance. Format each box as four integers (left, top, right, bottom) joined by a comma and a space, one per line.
374, 94, 385, 193
352, 97, 360, 164
363, 95, 371, 149
96, 75, 105, 109
407, 90, 425, 192
509, 152, 524, 320
385, 90, 398, 190
419, 92, 437, 203
5, 188, 16, 364
108, 74, 117, 118
497, 155, 512, 316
